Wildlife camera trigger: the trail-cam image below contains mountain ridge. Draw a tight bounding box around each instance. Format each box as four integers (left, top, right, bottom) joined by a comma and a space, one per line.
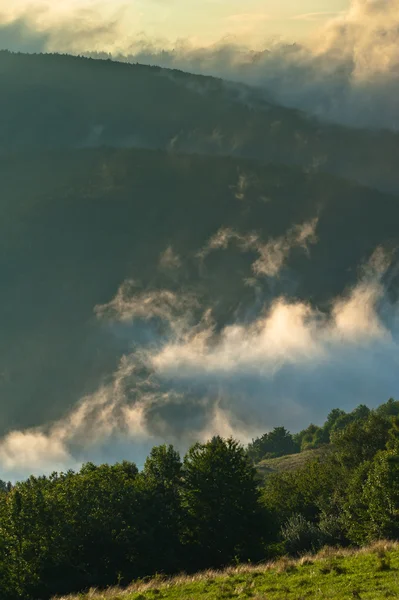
1, 50, 399, 193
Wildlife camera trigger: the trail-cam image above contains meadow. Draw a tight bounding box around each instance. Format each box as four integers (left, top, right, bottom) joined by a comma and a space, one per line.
57, 542, 399, 600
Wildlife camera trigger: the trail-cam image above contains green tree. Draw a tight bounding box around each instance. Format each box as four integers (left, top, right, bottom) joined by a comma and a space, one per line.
294, 423, 325, 451
262, 454, 345, 527
136, 445, 183, 574
376, 398, 399, 418
182, 436, 264, 569
332, 412, 391, 468
362, 451, 399, 541
247, 427, 299, 462
341, 460, 373, 545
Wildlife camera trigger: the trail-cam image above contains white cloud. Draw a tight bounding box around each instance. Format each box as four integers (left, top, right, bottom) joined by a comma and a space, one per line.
0, 430, 73, 475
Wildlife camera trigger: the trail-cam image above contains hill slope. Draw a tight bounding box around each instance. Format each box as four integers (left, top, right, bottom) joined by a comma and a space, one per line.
2, 147, 399, 437
55, 542, 399, 600
1, 51, 399, 192
256, 447, 331, 476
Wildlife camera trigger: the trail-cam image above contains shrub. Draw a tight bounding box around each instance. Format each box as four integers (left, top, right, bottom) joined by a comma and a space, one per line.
281, 514, 326, 555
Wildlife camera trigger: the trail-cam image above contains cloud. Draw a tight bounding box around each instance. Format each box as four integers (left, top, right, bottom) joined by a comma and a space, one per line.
226, 14, 270, 23
0, 430, 73, 475
198, 217, 319, 278
1, 246, 398, 481
292, 12, 343, 22
2, 1, 399, 129
253, 218, 319, 277
112, 0, 399, 130
149, 252, 392, 380
0, 3, 129, 54
159, 246, 182, 271
94, 280, 199, 335
0, 14, 50, 53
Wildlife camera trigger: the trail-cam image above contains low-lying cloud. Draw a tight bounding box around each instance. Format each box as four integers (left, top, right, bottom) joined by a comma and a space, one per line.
1, 245, 398, 481
123, 0, 399, 130
2, 1, 399, 130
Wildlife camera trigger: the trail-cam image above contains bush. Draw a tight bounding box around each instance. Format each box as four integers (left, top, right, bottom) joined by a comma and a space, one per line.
318, 512, 347, 547
281, 514, 326, 555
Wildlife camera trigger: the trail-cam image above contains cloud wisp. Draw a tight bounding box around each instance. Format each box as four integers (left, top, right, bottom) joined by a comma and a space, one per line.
198, 217, 319, 277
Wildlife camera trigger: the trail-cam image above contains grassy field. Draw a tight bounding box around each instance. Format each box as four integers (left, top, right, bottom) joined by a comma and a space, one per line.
56, 542, 399, 600
256, 447, 332, 477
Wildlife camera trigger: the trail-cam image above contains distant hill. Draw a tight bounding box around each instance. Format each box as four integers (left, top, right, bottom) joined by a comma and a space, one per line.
1, 51, 399, 192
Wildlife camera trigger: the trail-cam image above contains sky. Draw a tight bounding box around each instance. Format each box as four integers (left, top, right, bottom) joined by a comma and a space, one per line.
1, 0, 350, 51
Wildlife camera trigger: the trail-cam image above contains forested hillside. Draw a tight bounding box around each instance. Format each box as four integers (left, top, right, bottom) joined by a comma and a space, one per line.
1, 51, 399, 192
1, 398, 399, 599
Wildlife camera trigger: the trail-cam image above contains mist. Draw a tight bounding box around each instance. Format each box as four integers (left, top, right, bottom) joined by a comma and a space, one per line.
114, 0, 399, 130
1, 241, 398, 481
2, 0, 399, 130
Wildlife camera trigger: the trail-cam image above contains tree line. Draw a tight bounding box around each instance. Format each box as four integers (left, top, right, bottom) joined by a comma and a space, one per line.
247, 400, 397, 462
1, 399, 399, 599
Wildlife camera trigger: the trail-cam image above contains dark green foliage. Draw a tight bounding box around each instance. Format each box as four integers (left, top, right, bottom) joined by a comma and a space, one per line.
136, 445, 183, 574
262, 400, 399, 555
376, 398, 399, 418
252, 404, 378, 462
293, 424, 326, 451
345, 451, 399, 544
181, 437, 265, 569
292, 404, 373, 453
0, 440, 267, 599
331, 412, 393, 468
281, 514, 326, 555
247, 427, 300, 462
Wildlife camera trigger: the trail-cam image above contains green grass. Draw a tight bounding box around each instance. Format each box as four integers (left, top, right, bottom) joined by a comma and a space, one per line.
256, 446, 331, 477
56, 542, 399, 600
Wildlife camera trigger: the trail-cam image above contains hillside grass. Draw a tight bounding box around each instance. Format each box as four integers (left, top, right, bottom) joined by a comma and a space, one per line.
256, 446, 331, 476
55, 541, 399, 600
